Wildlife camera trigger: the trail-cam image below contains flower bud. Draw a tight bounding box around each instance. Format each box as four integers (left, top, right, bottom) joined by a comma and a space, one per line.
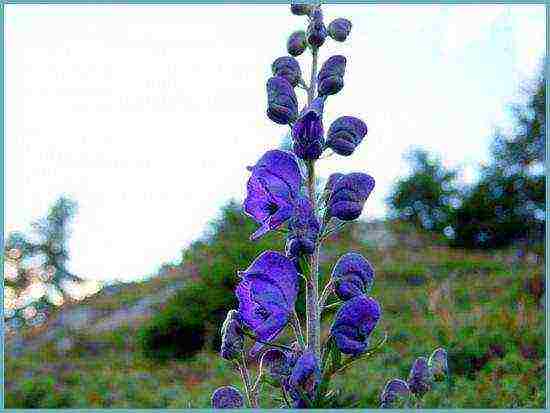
220, 310, 244, 360
286, 196, 320, 257
326, 172, 375, 221
331, 252, 375, 301
330, 295, 381, 356
272, 56, 302, 87
260, 348, 294, 385
328, 18, 352, 42
408, 357, 431, 397
211, 386, 245, 408
266, 76, 298, 125
291, 96, 326, 160
290, 3, 311, 16
317, 55, 346, 96
428, 347, 448, 382
326, 116, 367, 156
286, 351, 321, 407
380, 379, 410, 408
287, 30, 307, 57
306, 8, 327, 48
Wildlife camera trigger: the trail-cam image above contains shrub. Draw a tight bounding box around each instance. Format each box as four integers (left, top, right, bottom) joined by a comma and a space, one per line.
387, 147, 461, 236
139, 201, 282, 360
6, 377, 75, 408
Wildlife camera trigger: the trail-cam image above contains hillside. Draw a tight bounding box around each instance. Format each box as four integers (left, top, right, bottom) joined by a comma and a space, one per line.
4, 221, 546, 408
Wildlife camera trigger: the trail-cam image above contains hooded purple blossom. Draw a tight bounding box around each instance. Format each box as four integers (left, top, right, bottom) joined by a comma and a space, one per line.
306, 7, 327, 48
326, 172, 375, 221
244, 150, 301, 240
408, 356, 431, 397
291, 96, 326, 160
286, 351, 321, 407
331, 252, 375, 301
290, 3, 311, 16
317, 55, 346, 96
266, 76, 298, 125
328, 18, 352, 42
272, 56, 302, 87
287, 30, 307, 57
236, 251, 299, 356
260, 348, 296, 385
220, 310, 244, 360
326, 116, 368, 156
286, 196, 320, 258
211, 386, 245, 409
380, 379, 411, 408
428, 347, 448, 382
330, 295, 381, 356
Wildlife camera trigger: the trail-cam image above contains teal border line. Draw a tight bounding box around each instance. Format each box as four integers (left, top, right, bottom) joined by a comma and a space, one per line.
545, 3, 549, 411
1, 0, 547, 4
0, 2, 547, 412
1, 2, 4, 411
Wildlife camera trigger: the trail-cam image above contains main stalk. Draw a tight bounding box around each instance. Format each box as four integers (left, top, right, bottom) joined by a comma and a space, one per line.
305, 45, 321, 359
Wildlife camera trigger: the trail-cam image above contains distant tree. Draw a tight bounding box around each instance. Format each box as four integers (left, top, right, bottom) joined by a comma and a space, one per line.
452, 69, 545, 248
4, 196, 80, 328
387, 147, 461, 235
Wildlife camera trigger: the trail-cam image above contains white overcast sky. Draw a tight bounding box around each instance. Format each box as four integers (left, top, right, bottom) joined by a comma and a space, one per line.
5, 4, 545, 282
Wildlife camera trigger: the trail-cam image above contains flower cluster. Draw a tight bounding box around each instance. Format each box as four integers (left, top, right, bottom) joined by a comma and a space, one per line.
379, 348, 449, 408
210, 3, 447, 409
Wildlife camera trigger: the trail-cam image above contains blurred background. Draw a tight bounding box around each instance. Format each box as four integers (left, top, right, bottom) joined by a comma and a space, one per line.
3, 4, 546, 408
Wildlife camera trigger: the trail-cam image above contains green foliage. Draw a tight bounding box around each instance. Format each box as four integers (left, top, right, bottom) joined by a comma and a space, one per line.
5, 221, 545, 408
387, 147, 461, 236
5, 195, 80, 325
139, 200, 283, 360
451, 171, 544, 248
388, 68, 545, 250
6, 376, 75, 408
452, 69, 545, 248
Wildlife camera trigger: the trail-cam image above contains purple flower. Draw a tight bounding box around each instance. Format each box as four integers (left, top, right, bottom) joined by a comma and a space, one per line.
286, 196, 320, 258
330, 295, 381, 356
287, 30, 307, 57
211, 386, 245, 408
331, 252, 375, 301
290, 3, 311, 16
272, 56, 302, 87
220, 310, 244, 360
408, 356, 431, 397
324, 172, 345, 194
291, 96, 326, 160
286, 351, 321, 407
328, 18, 352, 42
317, 55, 346, 96
260, 348, 295, 385
236, 251, 299, 356
428, 347, 448, 382
380, 379, 410, 408
306, 7, 327, 48
326, 172, 375, 221
326, 116, 368, 156
266, 76, 298, 125
244, 150, 301, 240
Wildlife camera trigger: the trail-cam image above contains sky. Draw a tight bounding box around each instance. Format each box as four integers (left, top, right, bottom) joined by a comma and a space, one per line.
4, 4, 546, 283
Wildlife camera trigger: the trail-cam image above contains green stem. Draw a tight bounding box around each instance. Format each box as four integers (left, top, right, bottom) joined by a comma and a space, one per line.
305, 44, 321, 360
242, 329, 293, 352
292, 310, 306, 349
237, 355, 258, 408
318, 280, 334, 309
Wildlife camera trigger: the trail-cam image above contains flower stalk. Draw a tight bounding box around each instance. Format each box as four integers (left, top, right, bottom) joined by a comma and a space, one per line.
210, 4, 447, 409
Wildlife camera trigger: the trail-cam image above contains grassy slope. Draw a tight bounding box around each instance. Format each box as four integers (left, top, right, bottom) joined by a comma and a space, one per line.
5, 221, 546, 408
